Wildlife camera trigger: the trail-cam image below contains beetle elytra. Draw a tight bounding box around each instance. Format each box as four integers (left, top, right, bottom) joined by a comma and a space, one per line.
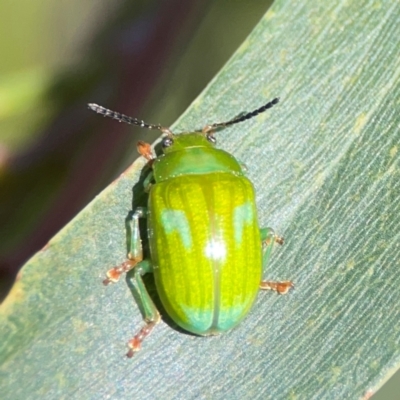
88, 98, 293, 357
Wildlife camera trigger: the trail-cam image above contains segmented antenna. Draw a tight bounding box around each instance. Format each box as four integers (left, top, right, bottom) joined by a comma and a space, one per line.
88, 103, 167, 132
89, 97, 279, 135
207, 97, 279, 130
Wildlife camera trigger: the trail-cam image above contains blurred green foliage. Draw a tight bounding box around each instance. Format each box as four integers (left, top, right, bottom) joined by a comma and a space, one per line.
0, 0, 272, 298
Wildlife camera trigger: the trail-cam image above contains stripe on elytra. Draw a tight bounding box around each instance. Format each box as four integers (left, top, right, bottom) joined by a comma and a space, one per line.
233, 201, 254, 244
160, 209, 193, 249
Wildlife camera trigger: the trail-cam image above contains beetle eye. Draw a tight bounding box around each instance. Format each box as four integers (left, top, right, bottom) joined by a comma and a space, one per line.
206, 133, 216, 144
162, 136, 174, 148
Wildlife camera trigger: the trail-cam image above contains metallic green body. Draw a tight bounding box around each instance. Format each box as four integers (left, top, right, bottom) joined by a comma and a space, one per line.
91, 98, 289, 356
147, 133, 262, 335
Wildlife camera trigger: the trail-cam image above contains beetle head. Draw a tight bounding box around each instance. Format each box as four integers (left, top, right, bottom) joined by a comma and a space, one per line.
161, 132, 216, 154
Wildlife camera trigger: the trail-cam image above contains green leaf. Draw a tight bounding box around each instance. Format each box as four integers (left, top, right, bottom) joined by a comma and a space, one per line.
1, 0, 400, 399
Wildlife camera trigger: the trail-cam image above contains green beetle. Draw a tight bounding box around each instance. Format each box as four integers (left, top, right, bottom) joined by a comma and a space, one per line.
89, 98, 293, 357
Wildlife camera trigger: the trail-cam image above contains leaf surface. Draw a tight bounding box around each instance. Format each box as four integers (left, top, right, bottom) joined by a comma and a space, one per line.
1, 1, 400, 399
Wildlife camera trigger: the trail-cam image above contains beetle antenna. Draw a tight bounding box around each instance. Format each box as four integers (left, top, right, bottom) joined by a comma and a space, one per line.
88, 103, 172, 134
203, 97, 279, 133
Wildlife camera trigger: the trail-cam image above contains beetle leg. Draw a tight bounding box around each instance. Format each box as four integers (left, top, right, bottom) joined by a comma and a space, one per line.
126, 259, 161, 357
260, 227, 284, 274
137, 140, 154, 161
259, 280, 294, 294
260, 227, 284, 246
103, 207, 147, 285
142, 171, 154, 192
259, 227, 294, 295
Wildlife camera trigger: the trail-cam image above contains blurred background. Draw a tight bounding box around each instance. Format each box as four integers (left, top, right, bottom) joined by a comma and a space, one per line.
0, 2, 398, 397
0, 0, 273, 301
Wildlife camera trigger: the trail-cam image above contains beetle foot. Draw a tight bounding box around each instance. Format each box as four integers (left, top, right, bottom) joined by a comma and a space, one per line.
263, 234, 284, 247
103, 260, 137, 285
260, 280, 294, 294
126, 320, 158, 358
